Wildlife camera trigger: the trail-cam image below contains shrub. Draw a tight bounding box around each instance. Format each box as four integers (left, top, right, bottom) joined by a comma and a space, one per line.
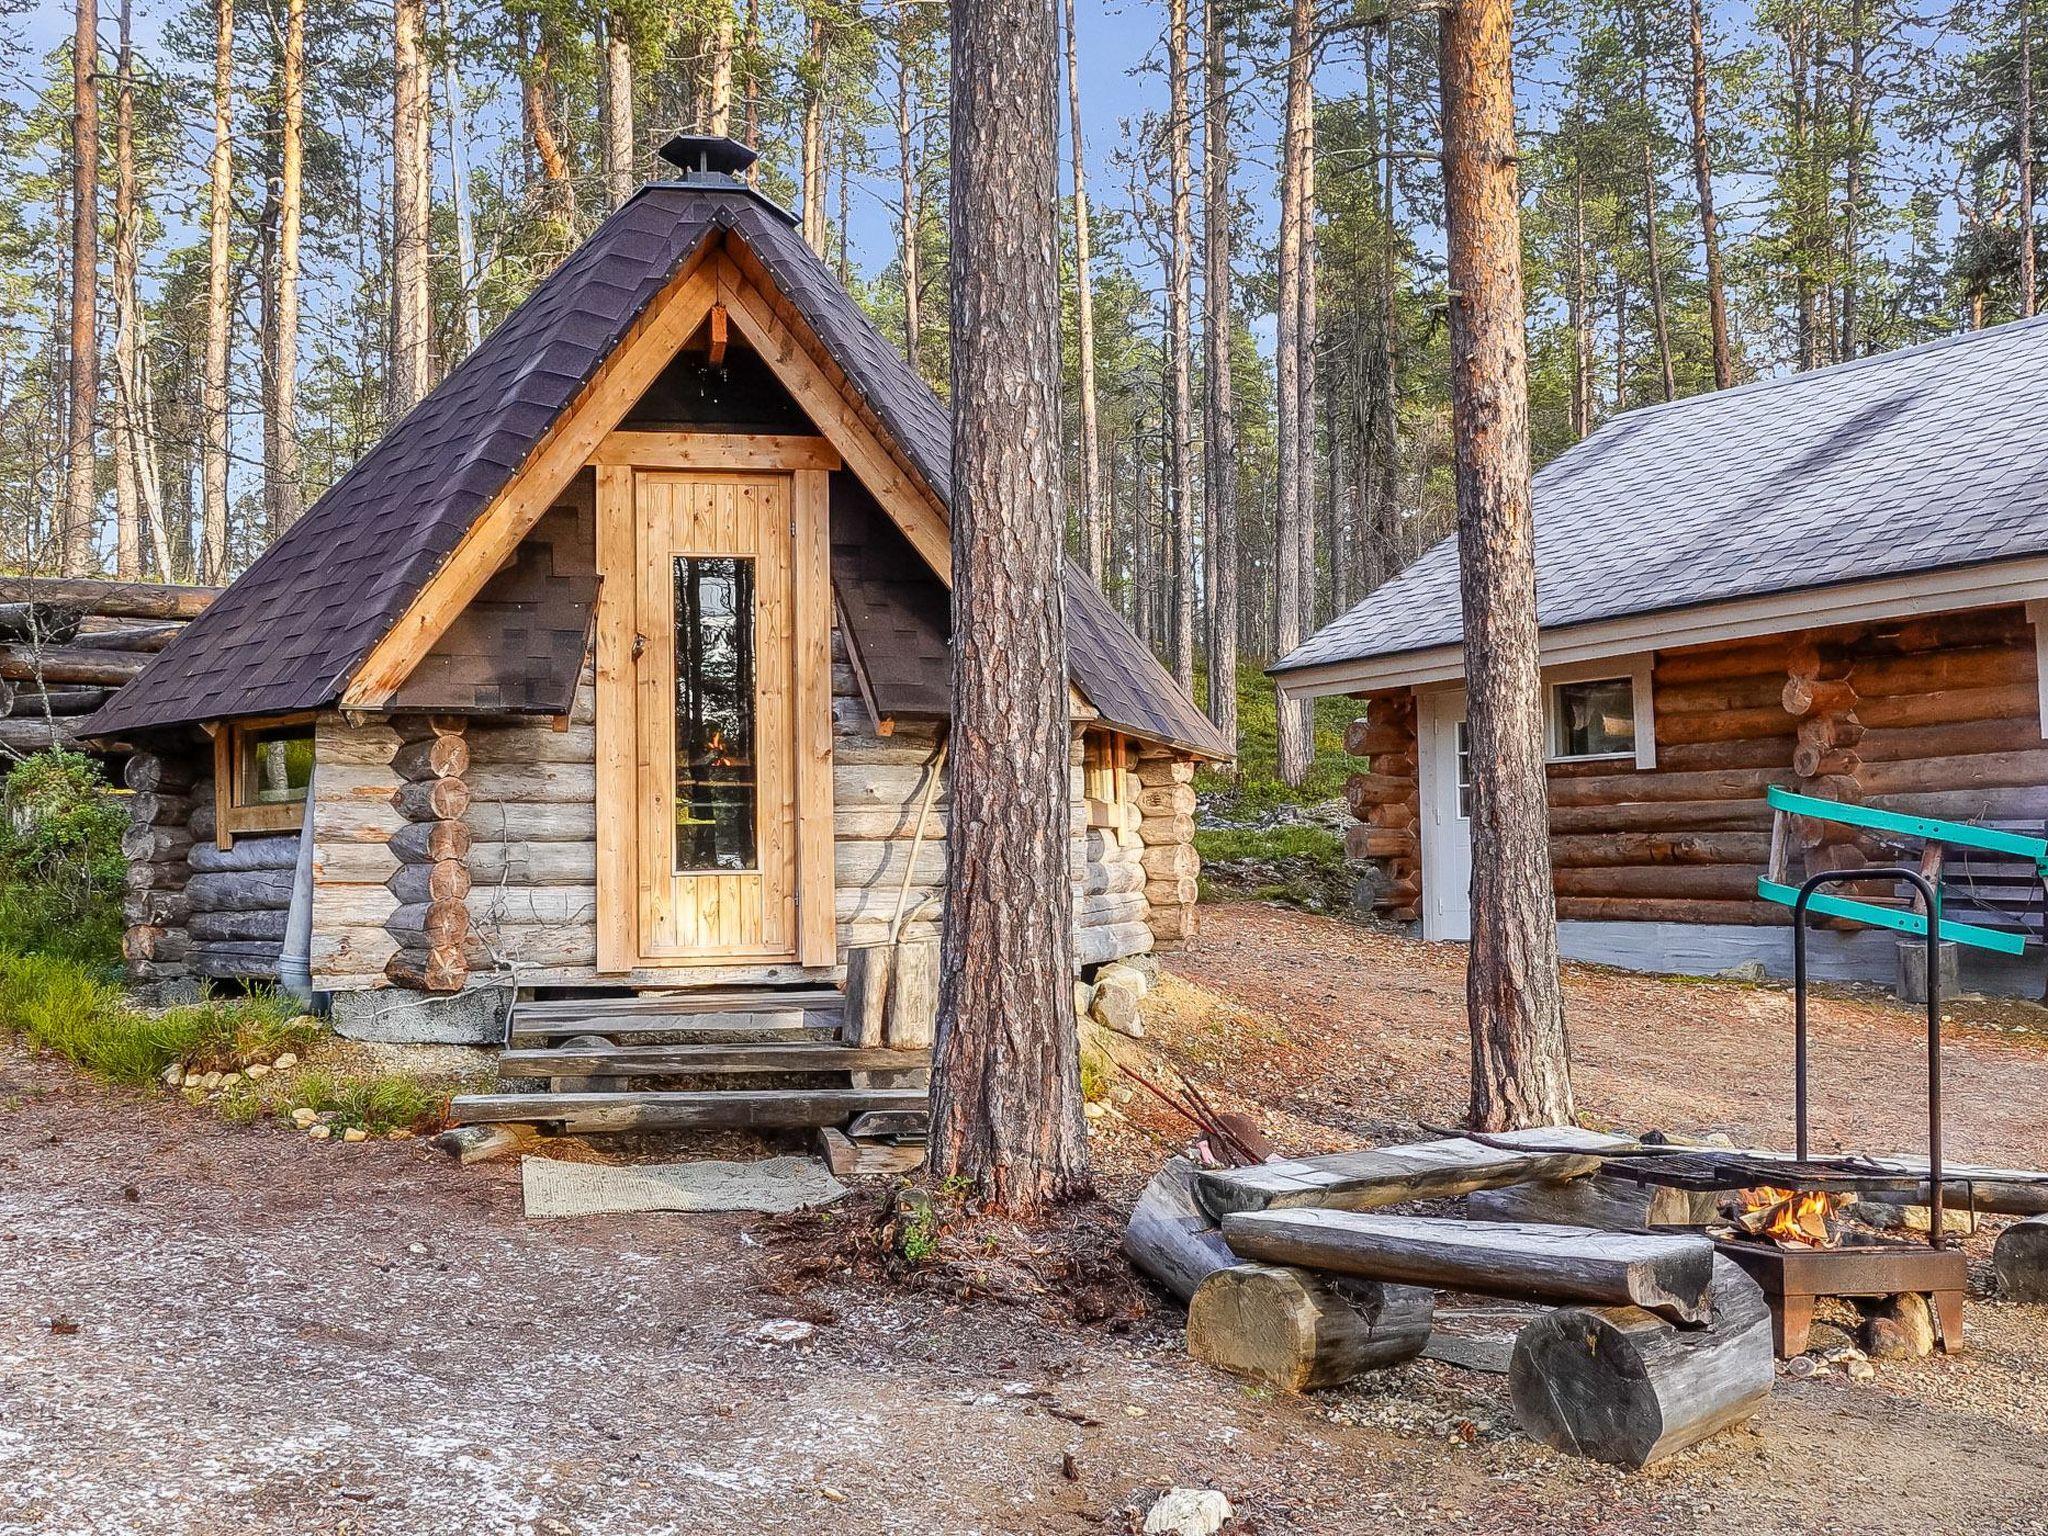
0, 751, 126, 965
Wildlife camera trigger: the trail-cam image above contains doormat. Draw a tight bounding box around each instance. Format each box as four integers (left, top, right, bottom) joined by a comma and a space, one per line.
520, 1154, 850, 1219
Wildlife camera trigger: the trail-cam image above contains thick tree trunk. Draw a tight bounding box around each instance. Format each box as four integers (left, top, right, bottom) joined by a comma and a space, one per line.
2024, 10, 2037, 319
1368, 21, 1401, 576
1686, 0, 1732, 388
523, 18, 575, 231
200, 0, 234, 584
266, 0, 304, 537
64, 0, 100, 577
1166, 0, 1196, 694
707, 4, 735, 136
390, 0, 431, 416
1273, 0, 1315, 787
1063, 0, 1105, 582
1638, 39, 1675, 403
604, 10, 635, 210
1438, 0, 1574, 1130
1201, 0, 1237, 752
111, 0, 140, 581
1297, 88, 1319, 632
931, 0, 1090, 1215
801, 10, 828, 254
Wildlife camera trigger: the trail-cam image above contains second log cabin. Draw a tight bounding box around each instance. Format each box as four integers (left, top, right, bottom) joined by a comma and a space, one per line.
1275, 316, 2048, 994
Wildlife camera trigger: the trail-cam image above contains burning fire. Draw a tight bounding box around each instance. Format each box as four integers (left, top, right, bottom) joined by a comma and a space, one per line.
1733, 1186, 1845, 1248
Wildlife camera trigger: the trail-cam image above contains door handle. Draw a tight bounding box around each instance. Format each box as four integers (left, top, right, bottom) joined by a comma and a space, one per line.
632, 633, 647, 661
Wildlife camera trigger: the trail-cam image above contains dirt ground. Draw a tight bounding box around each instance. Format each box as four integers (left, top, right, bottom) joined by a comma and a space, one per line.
5, 901, 2048, 1536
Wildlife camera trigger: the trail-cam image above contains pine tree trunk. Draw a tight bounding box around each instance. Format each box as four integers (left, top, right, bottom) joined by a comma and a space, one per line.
111, 0, 140, 581
1201, 0, 1238, 753
707, 4, 735, 136
896, 25, 923, 368
266, 0, 304, 537
1063, 0, 1106, 583
1568, 148, 1591, 437
444, 44, 482, 357
801, 11, 828, 254
65, 0, 101, 576
604, 11, 635, 210
1273, 0, 1315, 787
1787, 17, 1817, 371
200, 0, 234, 584
1369, 20, 1401, 577
1166, 0, 1196, 694
1297, 89, 1319, 634
523, 18, 575, 231
2023, 9, 2036, 319
931, 0, 1090, 1216
1639, 54, 1675, 404
1686, 0, 1732, 388
1437, 0, 1575, 1131
1840, 0, 1867, 355
390, 0, 431, 415
743, 0, 761, 159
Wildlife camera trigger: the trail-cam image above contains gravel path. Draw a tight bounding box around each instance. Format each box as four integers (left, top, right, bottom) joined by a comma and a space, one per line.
4, 903, 2048, 1535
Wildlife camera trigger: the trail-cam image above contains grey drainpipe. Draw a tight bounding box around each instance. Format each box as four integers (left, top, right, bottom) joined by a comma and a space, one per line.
277, 765, 316, 1001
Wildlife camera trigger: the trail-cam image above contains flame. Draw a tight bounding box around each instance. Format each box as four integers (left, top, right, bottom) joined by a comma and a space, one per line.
701, 727, 739, 768
1735, 1186, 1844, 1248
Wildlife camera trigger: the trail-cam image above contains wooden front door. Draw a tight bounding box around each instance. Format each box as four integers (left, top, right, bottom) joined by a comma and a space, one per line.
595, 453, 835, 972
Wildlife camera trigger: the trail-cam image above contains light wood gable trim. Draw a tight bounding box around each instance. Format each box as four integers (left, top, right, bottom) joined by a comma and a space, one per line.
588, 432, 841, 471
342, 255, 721, 708
708, 249, 954, 585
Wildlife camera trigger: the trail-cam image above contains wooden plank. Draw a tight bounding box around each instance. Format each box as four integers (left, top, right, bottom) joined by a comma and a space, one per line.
1220, 1210, 1718, 1325
447, 1086, 927, 1132
1194, 1130, 1626, 1219
587, 431, 842, 471
793, 465, 836, 967
515, 986, 844, 1020
495, 1041, 929, 1077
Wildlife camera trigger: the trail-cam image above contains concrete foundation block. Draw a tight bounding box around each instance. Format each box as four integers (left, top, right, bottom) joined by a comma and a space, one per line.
1895, 938, 1959, 1006
330, 984, 513, 1045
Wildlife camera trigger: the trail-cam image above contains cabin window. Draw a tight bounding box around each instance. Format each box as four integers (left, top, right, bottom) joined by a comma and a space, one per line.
673, 554, 758, 873
1084, 732, 1127, 836
214, 718, 315, 846
1550, 677, 1636, 760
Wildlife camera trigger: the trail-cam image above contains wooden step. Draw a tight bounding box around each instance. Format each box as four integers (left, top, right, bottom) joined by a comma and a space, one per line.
449, 1086, 928, 1134
506, 989, 845, 1046
496, 1041, 930, 1078
516, 987, 844, 1020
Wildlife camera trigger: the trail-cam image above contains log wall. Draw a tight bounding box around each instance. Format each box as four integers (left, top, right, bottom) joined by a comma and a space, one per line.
1343, 604, 2046, 928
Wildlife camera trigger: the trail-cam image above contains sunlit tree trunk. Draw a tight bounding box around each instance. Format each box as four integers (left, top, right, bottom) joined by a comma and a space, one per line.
801, 9, 828, 253
111, 0, 141, 581
2023, 8, 2037, 319
1201, 0, 1237, 751
930, 0, 1089, 1216
390, 0, 432, 414
266, 0, 305, 536
444, 38, 482, 357
1840, 0, 1868, 355
1273, 0, 1315, 786
1686, 0, 1732, 388
1638, 33, 1675, 403
200, 0, 234, 583
1368, 19, 1401, 578
1063, 0, 1105, 582
604, 9, 635, 209
64, 0, 101, 575
895, 23, 923, 367
708, 3, 735, 135
1438, 0, 1574, 1130
1165, 0, 1196, 692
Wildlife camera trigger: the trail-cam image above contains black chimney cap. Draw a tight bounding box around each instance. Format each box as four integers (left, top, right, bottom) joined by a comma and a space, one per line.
657, 134, 759, 181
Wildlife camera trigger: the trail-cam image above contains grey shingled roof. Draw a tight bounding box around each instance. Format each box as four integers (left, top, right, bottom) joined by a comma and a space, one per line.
1274, 314, 2048, 678
87, 179, 1228, 760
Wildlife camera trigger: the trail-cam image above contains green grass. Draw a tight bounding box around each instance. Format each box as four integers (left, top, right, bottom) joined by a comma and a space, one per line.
1195, 662, 1355, 819
0, 950, 313, 1087
284, 1066, 446, 1134
1194, 823, 1347, 865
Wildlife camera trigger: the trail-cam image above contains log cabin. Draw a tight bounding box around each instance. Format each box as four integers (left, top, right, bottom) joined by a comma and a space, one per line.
82, 135, 1225, 1131
1273, 316, 2048, 995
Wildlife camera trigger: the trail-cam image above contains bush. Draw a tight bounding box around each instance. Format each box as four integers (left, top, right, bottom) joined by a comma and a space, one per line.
0, 751, 126, 965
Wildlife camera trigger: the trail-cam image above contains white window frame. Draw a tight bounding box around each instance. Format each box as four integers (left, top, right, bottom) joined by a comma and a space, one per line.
2027, 601, 2048, 739
1543, 655, 1656, 771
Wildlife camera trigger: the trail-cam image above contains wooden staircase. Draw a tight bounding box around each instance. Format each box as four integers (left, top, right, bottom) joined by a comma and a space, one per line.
448, 987, 930, 1135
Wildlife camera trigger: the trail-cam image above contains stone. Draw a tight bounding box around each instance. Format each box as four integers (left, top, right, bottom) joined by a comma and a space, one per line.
329, 984, 512, 1047
244, 1063, 272, 1081
160, 1064, 184, 1088
388, 1128, 415, 1141
1143, 1488, 1233, 1536
1862, 1294, 1936, 1360
1074, 981, 1092, 1018
1083, 1101, 1108, 1120
754, 1318, 815, 1347
216, 1071, 240, 1088
1125, 954, 1161, 988
273, 1052, 298, 1070
290, 1107, 319, 1128
1845, 1358, 1877, 1382
197, 1071, 222, 1092
308, 1124, 331, 1141
1096, 961, 1151, 1000
1089, 978, 1144, 1038
1849, 1198, 1978, 1236
342, 1127, 368, 1143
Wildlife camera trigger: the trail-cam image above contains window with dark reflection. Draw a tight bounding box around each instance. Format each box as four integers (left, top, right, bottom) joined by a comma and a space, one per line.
673, 556, 757, 871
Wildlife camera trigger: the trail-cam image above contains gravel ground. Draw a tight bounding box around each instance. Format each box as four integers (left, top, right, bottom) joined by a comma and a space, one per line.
4, 902, 2048, 1536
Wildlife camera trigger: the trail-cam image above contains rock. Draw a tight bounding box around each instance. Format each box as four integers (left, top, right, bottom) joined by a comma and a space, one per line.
1096, 961, 1151, 1001
342, 1127, 368, 1143
754, 1318, 815, 1347
1845, 1358, 1876, 1382
1125, 954, 1161, 988
273, 1052, 298, 1070
216, 1071, 240, 1088
244, 1063, 272, 1081
1083, 1101, 1108, 1120
198, 1071, 222, 1092
387, 1128, 415, 1141
290, 1107, 318, 1128
1089, 978, 1144, 1038
1714, 960, 1769, 983
1143, 1487, 1233, 1536
1862, 1293, 1937, 1360
1849, 1198, 1978, 1236
160, 1064, 184, 1088
308, 1124, 331, 1141
1074, 982, 1092, 1019
1784, 1354, 1823, 1379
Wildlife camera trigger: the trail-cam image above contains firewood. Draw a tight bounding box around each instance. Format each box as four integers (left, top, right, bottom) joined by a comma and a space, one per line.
1186, 1263, 1433, 1391
122, 924, 191, 963
1123, 1157, 1239, 1303
391, 776, 469, 823
1508, 1256, 1773, 1469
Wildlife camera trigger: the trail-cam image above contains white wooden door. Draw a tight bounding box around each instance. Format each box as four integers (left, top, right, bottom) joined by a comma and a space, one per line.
1419, 689, 1473, 942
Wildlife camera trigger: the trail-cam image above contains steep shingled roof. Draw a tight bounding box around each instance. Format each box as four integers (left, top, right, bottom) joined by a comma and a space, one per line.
86, 182, 1228, 759
1274, 314, 2048, 679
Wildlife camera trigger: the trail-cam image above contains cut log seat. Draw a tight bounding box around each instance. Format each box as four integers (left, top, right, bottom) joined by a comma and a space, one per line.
1509, 1256, 1774, 1469
1187, 1263, 1434, 1391
1994, 1214, 2048, 1302
1194, 1128, 1628, 1219
1219, 1210, 1719, 1325
1123, 1156, 1238, 1304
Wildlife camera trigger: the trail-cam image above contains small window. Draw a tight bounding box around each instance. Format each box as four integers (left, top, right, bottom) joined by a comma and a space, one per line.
1551, 677, 1635, 760
215, 717, 315, 846
1454, 720, 1472, 820
1083, 732, 1127, 835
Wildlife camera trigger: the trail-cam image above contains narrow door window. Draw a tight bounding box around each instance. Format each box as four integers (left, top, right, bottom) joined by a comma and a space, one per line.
673, 555, 757, 871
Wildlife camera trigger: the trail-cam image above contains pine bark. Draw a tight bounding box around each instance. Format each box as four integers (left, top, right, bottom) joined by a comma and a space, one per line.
65, 0, 101, 576
1686, 0, 1732, 388
390, 0, 431, 416
896, 24, 923, 367
2023, 9, 2037, 319
265, 0, 304, 537
1063, 0, 1105, 582
1367, 20, 1401, 578
110, 0, 140, 580
444, 48, 482, 356
707, 5, 736, 135
1639, 52, 1675, 403
931, 0, 1090, 1214
801, 10, 828, 254
1840, 0, 1868, 355
604, 10, 635, 210
1201, 0, 1238, 751
200, 0, 234, 584
1166, 0, 1196, 694
1273, 0, 1315, 787
1437, 0, 1575, 1130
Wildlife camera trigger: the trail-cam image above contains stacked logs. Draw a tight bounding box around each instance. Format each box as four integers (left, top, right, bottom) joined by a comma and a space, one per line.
384, 716, 472, 991
185, 829, 300, 980
1136, 747, 1200, 947
120, 749, 198, 989
1342, 692, 1420, 921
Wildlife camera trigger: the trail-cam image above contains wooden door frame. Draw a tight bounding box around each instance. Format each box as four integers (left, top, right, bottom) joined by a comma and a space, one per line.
594, 436, 838, 974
